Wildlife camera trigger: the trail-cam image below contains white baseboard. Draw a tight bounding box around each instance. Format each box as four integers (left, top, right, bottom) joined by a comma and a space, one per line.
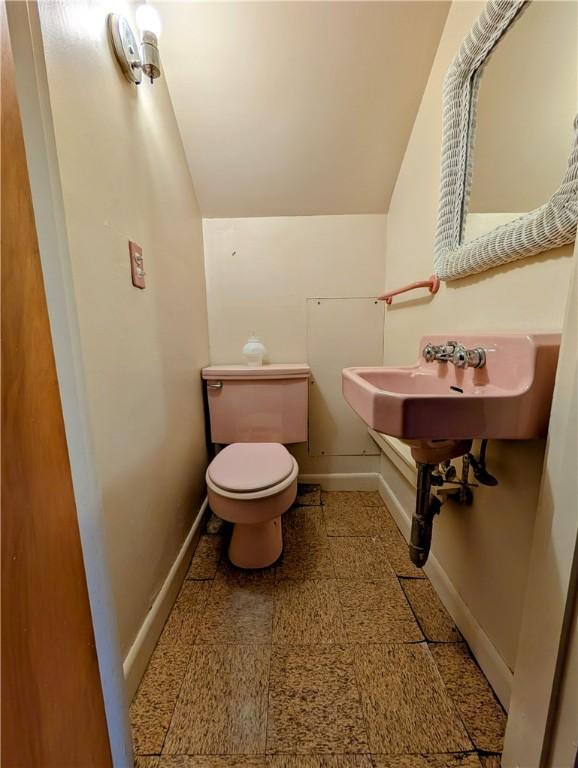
377, 472, 513, 711
123, 498, 209, 702
298, 472, 379, 491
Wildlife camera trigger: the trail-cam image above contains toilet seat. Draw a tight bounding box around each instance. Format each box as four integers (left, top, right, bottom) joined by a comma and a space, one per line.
206, 443, 298, 500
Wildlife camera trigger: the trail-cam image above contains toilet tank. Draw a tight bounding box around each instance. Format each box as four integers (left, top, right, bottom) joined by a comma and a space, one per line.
202, 364, 310, 444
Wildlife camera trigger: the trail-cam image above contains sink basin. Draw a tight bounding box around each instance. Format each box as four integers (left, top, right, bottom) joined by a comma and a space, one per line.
343, 334, 560, 457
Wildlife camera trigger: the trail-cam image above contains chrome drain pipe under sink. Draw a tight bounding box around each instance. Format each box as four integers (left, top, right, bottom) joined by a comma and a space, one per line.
408, 439, 498, 567
409, 463, 442, 567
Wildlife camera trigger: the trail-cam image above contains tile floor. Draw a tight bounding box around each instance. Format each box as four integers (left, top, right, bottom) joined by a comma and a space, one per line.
131, 487, 506, 768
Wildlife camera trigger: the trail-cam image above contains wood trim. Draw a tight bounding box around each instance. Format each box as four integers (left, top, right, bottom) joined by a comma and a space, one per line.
1, 4, 112, 765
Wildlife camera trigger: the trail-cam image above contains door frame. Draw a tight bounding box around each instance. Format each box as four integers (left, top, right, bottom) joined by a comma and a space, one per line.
5, 3, 133, 765
503, 253, 578, 766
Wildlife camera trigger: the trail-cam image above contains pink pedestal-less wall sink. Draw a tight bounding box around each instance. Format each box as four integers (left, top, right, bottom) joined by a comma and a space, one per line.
343, 333, 561, 463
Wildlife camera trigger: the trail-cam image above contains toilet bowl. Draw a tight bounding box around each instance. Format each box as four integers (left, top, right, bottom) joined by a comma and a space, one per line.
202, 363, 310, 569
206, 442, 298, 568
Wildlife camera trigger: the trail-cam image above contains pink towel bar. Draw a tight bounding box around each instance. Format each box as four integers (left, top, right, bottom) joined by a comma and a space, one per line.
378, 274, 440, 305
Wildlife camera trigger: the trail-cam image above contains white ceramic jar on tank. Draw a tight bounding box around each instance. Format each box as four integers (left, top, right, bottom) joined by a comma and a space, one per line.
242, 334, 266, 367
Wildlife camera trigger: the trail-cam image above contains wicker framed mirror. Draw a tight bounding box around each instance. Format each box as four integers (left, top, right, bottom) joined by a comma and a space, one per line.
433, 0, 578, 281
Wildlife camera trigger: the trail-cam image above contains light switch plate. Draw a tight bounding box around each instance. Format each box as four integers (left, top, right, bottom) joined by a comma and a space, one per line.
128, 240, 145, 289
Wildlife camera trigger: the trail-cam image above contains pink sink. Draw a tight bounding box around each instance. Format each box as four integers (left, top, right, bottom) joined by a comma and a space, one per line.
343, 334, 561, 449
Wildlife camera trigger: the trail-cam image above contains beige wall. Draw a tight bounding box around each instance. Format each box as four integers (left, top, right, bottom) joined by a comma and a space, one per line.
203, 214, 386, 474
38, 0, 210, 656
159, 1, 449, 217
382, 0, 575, 683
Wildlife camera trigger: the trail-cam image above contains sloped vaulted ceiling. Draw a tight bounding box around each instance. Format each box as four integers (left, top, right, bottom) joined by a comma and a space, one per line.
158, 1, 450, 217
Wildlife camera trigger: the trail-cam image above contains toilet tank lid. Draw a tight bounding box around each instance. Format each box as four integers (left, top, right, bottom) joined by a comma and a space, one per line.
202, 363, 310, 380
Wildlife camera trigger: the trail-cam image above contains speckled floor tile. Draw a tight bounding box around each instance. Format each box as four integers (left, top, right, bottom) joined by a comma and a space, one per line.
267, 644, 369, 754
130, 581, 211, 754
430, 644, 506, 753
268, 757, 374, 768
323, 505, 393, 537
357, 491, 385, 507
401, 579, 462, 642
163, 580, 214, 643
478, 756, 501, 768
186, 535, 224, 579
273, 579, 346, 644
163, 644, 270, 755
215, 556, 276, 583
296, 483, 322, 506
372, 755, 482, 768
380, 525, 426, 579
321, 491, 365, 508
197, 574, 274, 643
283, 504, 325, 523
337, 580, 423, 643
329, 537, 394, 580
132, 491, 504, 768
134, 757, 160, 768
323, 504, 426, 579
276, 508, 334, 579
158, 757, 267, 767
353, 643, 472, 754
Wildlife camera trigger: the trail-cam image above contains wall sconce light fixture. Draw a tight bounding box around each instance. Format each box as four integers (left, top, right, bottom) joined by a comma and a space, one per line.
108, 5, 162, 85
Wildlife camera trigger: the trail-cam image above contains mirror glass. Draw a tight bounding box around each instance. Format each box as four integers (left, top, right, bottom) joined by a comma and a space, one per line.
464, 0, 577, 243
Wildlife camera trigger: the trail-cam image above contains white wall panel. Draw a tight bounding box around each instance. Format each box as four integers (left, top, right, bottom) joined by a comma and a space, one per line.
307, 297, 384, 457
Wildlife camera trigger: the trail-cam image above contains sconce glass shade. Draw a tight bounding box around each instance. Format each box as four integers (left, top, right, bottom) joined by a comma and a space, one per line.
141, 30, 161, 84
136, 4, 162, 38
135, 5, 162, 83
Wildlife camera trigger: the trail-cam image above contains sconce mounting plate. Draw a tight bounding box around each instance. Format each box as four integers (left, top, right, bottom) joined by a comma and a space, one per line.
108, 14, 142, 85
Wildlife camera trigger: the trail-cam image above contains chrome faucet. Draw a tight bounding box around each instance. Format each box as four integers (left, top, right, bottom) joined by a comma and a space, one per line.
422, 340, 459, 363
422, 340, 486, 369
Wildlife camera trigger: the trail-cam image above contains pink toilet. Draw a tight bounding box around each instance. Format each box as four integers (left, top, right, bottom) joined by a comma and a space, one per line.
202, 364, 310, 569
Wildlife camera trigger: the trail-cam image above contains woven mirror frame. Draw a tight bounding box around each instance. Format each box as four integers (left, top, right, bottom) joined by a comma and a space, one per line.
433, 0, 578, 281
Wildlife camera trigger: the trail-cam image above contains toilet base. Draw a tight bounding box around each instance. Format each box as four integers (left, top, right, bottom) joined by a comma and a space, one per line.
206, 471, 297, 570
228, 516, 283, 569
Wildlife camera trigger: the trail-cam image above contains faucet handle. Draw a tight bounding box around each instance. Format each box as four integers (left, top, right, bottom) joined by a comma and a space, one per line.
422, 343, 437, 363
452, 345, 468, 369
452, 346, 486, 369
468, 347, 486, 369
